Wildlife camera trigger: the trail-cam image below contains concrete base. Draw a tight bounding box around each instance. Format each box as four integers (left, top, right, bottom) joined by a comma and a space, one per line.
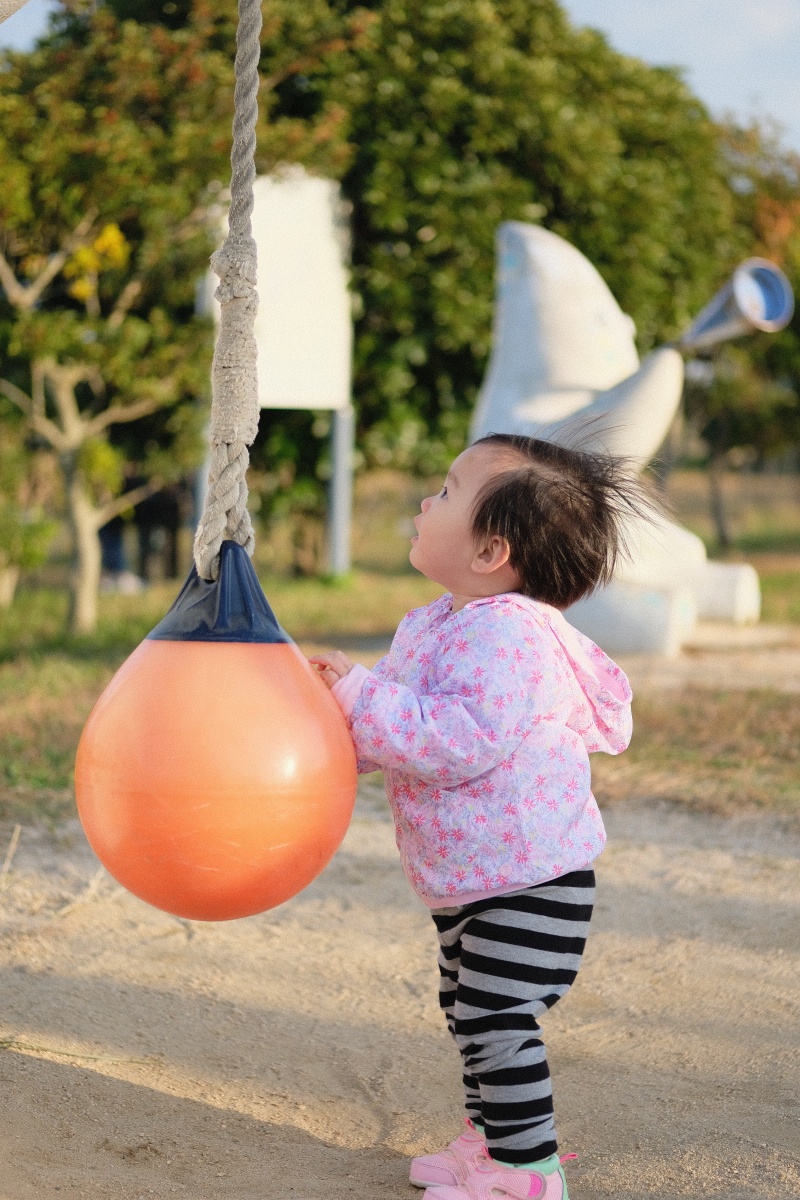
569, 513, 763, 655
695, 561, 760, 623
566, 562, 761, 657
566, 581, 698, 658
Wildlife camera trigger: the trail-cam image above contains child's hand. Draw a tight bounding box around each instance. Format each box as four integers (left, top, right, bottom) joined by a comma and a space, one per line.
308, 651, 355, 689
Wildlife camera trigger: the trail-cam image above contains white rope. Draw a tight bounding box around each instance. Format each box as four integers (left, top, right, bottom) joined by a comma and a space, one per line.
193, 0, 263, 580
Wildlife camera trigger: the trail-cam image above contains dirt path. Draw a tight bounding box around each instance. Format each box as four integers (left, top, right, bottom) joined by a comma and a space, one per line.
1, 632, 799, 1199
1, 774, 799, 1200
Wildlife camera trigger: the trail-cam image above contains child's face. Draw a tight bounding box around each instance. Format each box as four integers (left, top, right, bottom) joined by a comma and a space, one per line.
409, 444, 520, 598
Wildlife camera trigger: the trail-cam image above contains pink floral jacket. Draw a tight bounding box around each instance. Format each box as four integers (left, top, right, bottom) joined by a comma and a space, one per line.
332, 592, 632, 907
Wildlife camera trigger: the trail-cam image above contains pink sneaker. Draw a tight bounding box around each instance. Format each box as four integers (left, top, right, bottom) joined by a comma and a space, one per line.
421, 1147, 572, 1200
409, 1119, 486, 1188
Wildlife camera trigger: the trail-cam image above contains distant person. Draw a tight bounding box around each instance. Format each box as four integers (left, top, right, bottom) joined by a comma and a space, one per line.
311, 434, 656, 1200
98, 516, 143, 595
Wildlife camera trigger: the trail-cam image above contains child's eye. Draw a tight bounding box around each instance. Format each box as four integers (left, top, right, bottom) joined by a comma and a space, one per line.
439, 486, 448, 498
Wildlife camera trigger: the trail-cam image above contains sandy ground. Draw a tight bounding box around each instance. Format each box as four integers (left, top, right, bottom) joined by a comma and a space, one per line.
1, 636, 799, 1200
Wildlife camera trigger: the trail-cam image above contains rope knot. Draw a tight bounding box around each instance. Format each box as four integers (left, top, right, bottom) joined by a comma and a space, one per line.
211, 236, 258, 305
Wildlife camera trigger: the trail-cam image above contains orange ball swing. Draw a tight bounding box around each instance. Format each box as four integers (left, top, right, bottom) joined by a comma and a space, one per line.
74, 0, 357, 922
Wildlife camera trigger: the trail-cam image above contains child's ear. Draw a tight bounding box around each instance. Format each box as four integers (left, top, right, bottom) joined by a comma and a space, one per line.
472, 534, 512, 575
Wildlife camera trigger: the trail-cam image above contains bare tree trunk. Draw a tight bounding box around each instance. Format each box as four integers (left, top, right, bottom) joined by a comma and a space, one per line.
291, 513, 324, 576
0, 565, 20, 608
64, 457, 101, 634
708, 452, 732, 552
3, 352, 169, 633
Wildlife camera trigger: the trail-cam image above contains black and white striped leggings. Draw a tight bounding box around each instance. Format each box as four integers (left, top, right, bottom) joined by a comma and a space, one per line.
432, 869, 595, 1164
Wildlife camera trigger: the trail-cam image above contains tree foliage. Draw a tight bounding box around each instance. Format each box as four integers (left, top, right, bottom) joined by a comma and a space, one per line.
689, 120, 800, 468
5, 0, 800, 586
289, 0, 743, 468
0, 0, 362, 612
278, 3, 800, 490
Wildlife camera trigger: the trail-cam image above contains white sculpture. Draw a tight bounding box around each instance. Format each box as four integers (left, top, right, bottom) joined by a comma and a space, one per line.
472, 223, 792, 655
0, 0, 31, 24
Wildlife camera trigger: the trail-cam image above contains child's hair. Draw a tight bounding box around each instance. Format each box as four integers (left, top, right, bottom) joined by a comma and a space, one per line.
471, 433, 660, 609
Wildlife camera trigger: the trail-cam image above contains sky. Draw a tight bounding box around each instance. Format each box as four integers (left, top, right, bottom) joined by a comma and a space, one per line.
1, 0, 800, 152
560, 0, 800, 152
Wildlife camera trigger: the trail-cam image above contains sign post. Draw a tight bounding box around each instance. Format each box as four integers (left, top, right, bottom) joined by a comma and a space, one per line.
202, 167, 355, 575
251, 169, 354, 576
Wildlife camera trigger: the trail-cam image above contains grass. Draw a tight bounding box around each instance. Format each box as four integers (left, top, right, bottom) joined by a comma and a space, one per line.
1, 467, 799, 827
594, 689, 800, 818
663, 467, 800, 555
0, 655, 109, 824
0, 569, 442, 825
0, 567, 444, 662
752, 558, 800, 625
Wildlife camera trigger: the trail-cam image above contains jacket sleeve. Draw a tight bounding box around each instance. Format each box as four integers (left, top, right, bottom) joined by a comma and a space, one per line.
331, 654, 391, 775
333, 611, 540, 786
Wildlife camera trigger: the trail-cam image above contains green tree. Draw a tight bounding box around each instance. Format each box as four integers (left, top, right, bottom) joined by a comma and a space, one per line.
0, 7, 219, 631
243, 0, 755, 546
0, 0, 363, 624
112, 0, 750, 559
718, 120, 800, 453
313, 0, 743, 464
31, 1, 796, 577
682, 120, 800, 545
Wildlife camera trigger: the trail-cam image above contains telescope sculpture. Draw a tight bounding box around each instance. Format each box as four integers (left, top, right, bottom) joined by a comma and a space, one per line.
471, 223, 794, 654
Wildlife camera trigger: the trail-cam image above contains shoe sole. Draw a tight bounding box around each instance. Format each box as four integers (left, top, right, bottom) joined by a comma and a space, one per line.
409, 1172, 457, 1189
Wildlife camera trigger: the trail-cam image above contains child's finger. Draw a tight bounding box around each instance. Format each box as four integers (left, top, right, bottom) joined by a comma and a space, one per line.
309, 655, 339, 675
308, 652, 353, 677
308, 657, 344, 688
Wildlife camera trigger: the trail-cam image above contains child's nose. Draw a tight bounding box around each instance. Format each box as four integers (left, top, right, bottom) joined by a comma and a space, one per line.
420, 496, 432, 513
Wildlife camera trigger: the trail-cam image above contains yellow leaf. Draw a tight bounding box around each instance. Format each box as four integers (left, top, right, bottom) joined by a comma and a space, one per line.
93, 223, 130, 270
68, 278, 96, 303
64, 245, 100, 279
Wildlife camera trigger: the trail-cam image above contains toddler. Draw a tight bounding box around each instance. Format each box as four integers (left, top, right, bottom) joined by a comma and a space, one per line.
311, 434, 652, 1200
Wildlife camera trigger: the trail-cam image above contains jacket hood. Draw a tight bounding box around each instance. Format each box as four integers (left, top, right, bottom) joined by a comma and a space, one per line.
509, 595, 633, 755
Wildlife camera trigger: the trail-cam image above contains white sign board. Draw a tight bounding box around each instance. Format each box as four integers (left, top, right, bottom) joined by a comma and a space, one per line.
250, 169, 352, 410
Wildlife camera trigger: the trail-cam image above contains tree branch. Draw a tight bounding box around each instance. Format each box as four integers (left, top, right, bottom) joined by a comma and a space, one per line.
41, 357, 95, 449
27, 210, 99, 310
31, 362, 46, 418
0, 209, 98, 312
0, 377, 32, 415
83, 365, 106, 402
0, 251, 28, 310
0, 378, 70, 451
107, 278, 143, 330
30, 412, 71, 452
95, 477, 163, 527
84, 395, 166, 438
